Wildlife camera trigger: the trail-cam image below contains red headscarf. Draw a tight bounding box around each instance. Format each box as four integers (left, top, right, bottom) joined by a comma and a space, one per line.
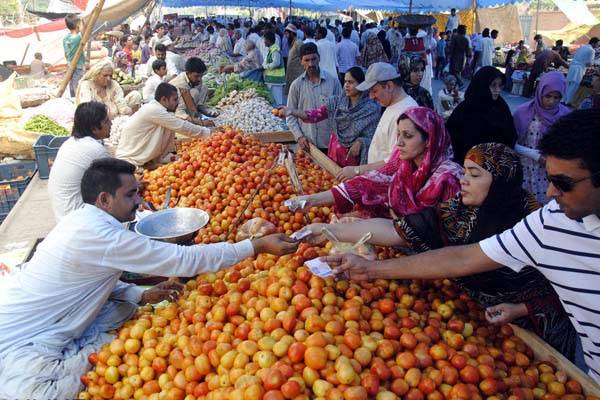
332, 107, 462, 217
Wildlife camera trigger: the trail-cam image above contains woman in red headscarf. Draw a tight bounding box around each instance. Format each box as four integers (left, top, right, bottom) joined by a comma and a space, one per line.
296, 107, 462, 218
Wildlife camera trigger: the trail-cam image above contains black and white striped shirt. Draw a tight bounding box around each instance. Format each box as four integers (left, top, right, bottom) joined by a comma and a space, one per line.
479, 200, 600, 381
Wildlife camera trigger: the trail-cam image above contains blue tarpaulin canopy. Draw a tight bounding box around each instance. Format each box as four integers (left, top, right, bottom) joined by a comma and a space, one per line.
163, 0, 521, 12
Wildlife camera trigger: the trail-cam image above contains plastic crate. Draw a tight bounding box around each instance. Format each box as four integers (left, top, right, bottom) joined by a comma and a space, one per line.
0, 160, 37, 214
33, 135, 69, 179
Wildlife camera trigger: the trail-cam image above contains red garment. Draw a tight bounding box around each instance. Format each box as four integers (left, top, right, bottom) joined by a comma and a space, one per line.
404, 37, 425, 52
327, 134, 359, 168
331, 107, 462, 217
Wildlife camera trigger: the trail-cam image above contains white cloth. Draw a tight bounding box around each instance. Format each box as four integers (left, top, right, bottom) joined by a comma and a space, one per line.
445, 15, 459, 32
326, 29, 336, 43
142, 72, 165, 102
246, 32, 260, 45
317, 38, 338, 80
336, 39, 359, 74
350, 30, 360, 47
514, 144, 541, 162
480, 37, 495, 67
367, 95, 418, 163
233, 37, 247, 55
304, 38, 317, 45
145, 55, 179, 78
479, 201, 600, 381
0, 204, 255, 399
209, 33, 218, 45
566, 44, 594, 104
148, 34, 169, 51
47, 136, 110, 220
166, 51, 185, 74
116, 100, 209, 166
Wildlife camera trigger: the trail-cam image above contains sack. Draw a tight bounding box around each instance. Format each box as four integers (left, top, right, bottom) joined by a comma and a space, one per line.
0, 73, 23, 119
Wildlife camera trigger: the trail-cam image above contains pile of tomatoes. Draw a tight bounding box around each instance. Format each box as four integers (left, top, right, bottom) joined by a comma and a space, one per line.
142, 128, 335, 244
79, 241, 590, 400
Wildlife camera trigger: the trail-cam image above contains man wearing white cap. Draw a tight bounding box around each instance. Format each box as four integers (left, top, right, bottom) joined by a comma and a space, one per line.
284, 24, 305, 95
338, 62, 417, 179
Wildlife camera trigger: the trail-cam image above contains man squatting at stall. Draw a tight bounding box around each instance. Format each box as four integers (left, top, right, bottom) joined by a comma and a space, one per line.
0, 158, 298, 399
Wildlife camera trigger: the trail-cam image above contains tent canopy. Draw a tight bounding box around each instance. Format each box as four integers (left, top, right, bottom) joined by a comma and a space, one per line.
163, 0, 520, 12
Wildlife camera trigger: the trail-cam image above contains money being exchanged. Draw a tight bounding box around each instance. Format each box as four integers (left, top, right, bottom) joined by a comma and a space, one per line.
284, 198, 307, 212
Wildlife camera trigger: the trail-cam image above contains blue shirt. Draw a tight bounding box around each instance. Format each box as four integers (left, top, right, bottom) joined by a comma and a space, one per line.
436, 39, 447, 58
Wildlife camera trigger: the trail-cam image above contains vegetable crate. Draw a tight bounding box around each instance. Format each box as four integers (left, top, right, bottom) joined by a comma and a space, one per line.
0, 160, 37, 216
33, 135, 68, 179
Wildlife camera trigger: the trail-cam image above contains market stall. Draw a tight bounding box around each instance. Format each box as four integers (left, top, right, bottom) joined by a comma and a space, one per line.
73, 128, 600, 400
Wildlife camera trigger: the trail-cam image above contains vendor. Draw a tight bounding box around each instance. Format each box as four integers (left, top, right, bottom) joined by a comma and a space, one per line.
170, 57, 219, 120
232, 29, 246, 56
0, 157, 298, 400
565, 37, 599, 106
220, 40, 263, 81
48, 101, 111, 220
75, 59, 142, 119
117, 83, 210, 169
29, 52, 47, 78
262, 31, 285, 84
145, 43, 179, 80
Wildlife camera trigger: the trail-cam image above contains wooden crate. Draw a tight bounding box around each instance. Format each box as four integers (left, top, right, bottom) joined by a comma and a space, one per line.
511, 324, 600, 396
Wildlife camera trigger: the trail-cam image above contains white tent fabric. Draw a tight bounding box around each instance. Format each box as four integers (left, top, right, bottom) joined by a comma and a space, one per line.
551, 0, 598, 26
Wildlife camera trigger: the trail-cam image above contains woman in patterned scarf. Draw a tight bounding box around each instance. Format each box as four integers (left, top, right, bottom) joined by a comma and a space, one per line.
296, 107, 462, 218
280, 67, 380, 166
303, 143, 576, 360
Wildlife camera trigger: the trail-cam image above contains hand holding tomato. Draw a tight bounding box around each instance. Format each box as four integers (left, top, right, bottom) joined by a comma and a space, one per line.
140, 280, 185, 304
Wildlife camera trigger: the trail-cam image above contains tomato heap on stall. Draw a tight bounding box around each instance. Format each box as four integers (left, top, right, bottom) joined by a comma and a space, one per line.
142, 128, 335, 244
79, 242, 591, 400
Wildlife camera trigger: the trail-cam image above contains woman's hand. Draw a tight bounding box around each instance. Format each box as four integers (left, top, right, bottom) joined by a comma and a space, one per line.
321, 253, 373, 281
485, 303, 529, 325
302, 223, 329, 245
347, 141, 361, 159
336, 166, 360, 182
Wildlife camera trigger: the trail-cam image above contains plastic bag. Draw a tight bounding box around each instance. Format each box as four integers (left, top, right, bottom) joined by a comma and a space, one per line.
235, 218, 277, 241
0, 73, 23, 119
323, 216, 377, 260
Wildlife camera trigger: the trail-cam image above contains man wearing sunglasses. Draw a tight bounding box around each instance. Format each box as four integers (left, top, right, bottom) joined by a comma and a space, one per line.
324, 109, 600, 381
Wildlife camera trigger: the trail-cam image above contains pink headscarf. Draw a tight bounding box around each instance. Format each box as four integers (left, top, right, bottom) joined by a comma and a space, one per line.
513, 71, 571, 141
332, 107, 463, 217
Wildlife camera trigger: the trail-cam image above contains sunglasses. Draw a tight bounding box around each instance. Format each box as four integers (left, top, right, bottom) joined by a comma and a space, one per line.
546, 171, 600, 193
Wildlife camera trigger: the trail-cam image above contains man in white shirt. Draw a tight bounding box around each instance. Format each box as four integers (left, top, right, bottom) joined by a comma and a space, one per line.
479, 28, 495, 69
145, 43, 178, 79
325, 26, 336, 43
303, 27, 317, 44
325, 109, 600, 381
316, 26, 338, 80
148, 23, 169, 56
142, 59, 167, 103
566, 37, 599, 105
356, 62, 417, 166
336, 26, 359, 84
48, 101, 110, 220
0, 157, 298, 400
445, 8, 460, 33
232, 29, 246, 56
117, 82, 209, 168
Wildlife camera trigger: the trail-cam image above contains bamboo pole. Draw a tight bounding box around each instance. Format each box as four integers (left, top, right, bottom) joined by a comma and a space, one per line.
56, 0, 106, 98
143, 0, 158, 31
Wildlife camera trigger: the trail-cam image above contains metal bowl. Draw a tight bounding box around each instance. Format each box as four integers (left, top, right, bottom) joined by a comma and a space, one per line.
135, 208, 210, 244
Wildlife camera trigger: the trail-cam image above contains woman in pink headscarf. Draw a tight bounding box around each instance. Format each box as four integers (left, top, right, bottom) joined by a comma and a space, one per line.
296, 107, 463, 218
513, 71, 571, 204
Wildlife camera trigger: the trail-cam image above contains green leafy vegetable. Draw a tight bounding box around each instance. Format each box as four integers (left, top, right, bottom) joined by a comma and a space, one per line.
25, 115, 69, 136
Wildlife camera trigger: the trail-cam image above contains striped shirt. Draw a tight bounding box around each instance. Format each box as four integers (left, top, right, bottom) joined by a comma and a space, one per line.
479, 200, 600, 381
286, 71, 342, 149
